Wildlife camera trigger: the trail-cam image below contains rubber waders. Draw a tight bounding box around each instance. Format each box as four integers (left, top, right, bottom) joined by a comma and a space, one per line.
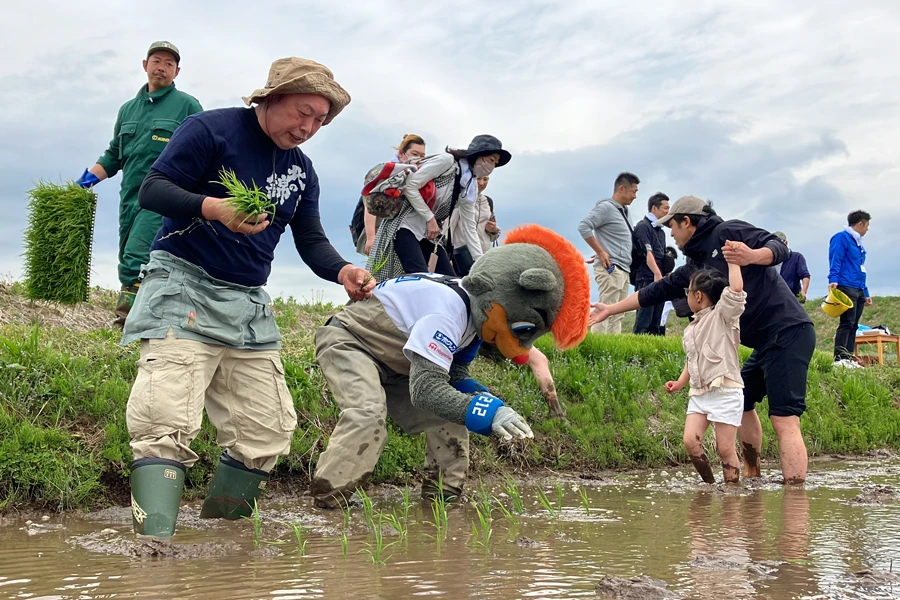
130, 459, 185, 537
199, 453, 269, 520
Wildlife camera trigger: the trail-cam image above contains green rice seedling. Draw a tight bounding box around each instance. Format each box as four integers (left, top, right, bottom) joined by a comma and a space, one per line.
214, 167, 276, 227
475, 480, 493, 517
361, 254, 391, 288
382, 511, 407, 538
340, 531, 349, 556
339, 497, 353, 531
470, 502, 493, 551
578, 486, 591, 515
357, 487, 376, 531
501, 476, 524, 514
23, 181, 97, 304
362, 514, 398, 566
554, 482, 566, 514
536, 488, 559, 519
242, 499, 263, 548
399, 485, 413, 524
425, 472, 450, 539
493, 495, 519, 527
280, 520, 308, 556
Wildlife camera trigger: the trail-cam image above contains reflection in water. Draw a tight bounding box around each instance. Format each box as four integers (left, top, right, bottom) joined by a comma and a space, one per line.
0, 460, 898, 599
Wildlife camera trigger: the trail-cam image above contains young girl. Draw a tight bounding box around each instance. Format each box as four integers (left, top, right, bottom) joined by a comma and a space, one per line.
367, 134, 511, 282
665, 258, 746, 483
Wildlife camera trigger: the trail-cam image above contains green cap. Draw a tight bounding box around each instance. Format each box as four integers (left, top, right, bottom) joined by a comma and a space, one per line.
773, 231, 788, 243
147, 41, 180, 63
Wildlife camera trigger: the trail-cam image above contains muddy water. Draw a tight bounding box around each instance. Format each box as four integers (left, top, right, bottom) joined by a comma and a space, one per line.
1, 458, 899, 600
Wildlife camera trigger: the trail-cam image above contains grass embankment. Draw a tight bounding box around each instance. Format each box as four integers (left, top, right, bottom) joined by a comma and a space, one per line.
1, 284, 899, 511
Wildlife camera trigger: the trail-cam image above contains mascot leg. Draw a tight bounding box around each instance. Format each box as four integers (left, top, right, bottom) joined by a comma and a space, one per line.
311, 324, 389, 507
422, 422, 470, 500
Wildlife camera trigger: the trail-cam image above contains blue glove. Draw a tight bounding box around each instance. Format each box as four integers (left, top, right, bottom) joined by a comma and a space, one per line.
75, 168, 100, 189
453, 378, 489, 394
465, 393, 505, 436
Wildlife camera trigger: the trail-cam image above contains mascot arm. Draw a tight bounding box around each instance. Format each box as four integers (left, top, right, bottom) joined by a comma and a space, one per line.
409, 354, 471, 425
409, 354, 531, 439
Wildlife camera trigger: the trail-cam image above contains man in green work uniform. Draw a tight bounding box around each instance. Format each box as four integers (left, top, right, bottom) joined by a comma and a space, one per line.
76, 41, 202, 327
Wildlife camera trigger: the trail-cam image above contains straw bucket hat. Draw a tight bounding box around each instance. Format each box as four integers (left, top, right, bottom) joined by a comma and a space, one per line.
242, 57, 351, 125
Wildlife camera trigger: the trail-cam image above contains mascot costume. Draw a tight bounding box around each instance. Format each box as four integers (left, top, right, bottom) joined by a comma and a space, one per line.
310, 224, 590, 506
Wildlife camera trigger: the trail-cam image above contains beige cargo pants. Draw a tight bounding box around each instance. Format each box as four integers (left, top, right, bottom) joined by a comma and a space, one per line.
591, 264, 631, 334
311, 297, 469, 502
126, 329, 297, 472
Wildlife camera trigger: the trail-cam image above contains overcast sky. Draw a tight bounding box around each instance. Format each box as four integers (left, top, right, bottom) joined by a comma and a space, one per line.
3, 1, 897, 304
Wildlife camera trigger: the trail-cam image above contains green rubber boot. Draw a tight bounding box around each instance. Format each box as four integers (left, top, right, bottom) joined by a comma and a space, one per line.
199, 454, 269, 520
130, 459, 185, 537
113, 284, 139, 329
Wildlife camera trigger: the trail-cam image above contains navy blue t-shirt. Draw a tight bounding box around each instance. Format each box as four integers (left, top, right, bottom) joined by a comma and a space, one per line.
150, 107, 321, 286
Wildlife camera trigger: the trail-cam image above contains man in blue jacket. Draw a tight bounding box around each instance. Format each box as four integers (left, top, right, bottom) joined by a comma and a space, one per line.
828, 210, 872, 367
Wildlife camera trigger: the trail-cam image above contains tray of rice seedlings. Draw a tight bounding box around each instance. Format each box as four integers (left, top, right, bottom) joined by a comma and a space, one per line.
214, 167, 276, 229
23, 181, 97, 304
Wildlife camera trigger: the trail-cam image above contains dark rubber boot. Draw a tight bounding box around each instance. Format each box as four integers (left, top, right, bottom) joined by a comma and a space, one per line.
199, 454, 269, 520
112, 284, 139, 329
130, 459, 186, 537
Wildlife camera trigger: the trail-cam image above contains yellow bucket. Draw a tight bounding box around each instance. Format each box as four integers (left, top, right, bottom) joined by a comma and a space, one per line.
822, 287, 853, 318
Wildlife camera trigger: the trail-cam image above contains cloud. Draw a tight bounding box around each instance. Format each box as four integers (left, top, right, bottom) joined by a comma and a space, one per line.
2, 0, 898, 303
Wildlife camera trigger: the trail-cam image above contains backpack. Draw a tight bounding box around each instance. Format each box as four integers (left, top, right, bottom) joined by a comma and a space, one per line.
349, 197, 365, 247
662, 246, 678, 275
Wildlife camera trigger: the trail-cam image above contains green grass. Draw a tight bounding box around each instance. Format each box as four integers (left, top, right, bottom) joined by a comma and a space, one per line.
1, 286, 899, 511
630, 295, 900, 362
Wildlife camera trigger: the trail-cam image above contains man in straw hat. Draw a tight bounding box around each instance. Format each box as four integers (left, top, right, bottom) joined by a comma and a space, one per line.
122, 57, 374, 537
76, 41, 202, 328
589, 196, 815, 484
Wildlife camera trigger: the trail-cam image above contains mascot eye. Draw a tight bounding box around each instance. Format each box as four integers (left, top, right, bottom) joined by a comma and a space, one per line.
511, 322, 537, 335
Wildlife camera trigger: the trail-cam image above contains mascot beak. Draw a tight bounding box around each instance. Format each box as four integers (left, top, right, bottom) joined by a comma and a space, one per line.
511, 353, 529, 366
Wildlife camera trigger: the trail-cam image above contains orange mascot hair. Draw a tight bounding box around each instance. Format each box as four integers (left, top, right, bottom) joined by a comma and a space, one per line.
504, 224, 590, 350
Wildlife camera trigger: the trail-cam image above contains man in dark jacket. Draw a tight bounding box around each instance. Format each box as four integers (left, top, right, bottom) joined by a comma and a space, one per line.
589, 196, 815, 484
773, 231, 811, 303
632, 192, 669, 334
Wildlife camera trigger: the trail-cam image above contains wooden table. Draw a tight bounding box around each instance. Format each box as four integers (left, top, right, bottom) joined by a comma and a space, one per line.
854, 333, 900, 366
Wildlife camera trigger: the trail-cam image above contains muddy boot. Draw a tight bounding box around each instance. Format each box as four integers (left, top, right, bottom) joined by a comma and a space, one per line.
130, 459, 185, 537
199, 454, 268, 520
112, 284, 140, 329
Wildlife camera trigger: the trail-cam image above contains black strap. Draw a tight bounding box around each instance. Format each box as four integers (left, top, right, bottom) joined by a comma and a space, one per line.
420, 273, 471, 319
443, 165, 464, 250
608, 199, 634, 234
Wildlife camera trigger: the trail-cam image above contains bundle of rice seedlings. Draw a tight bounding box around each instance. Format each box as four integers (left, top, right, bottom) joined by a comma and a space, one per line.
214, 167, 276, 227
23, 181, 97, 304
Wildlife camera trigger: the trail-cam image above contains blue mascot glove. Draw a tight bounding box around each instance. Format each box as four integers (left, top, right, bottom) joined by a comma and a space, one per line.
466, 393, 505, 436
75, 168, 100, 189
453, 378, 489, 394
464, 393, 534, 442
